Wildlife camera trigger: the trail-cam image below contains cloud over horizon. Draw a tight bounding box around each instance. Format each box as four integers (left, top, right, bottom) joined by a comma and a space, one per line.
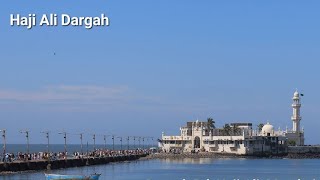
0, 85, 132, 105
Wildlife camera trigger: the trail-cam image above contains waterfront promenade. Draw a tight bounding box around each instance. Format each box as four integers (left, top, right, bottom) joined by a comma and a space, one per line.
0, 149, 151, 173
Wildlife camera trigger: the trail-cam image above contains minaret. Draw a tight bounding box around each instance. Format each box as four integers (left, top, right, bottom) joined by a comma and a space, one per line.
291, 90, 301, 132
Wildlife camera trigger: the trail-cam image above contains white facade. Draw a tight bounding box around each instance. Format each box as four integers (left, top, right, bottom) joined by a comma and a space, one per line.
159, 90, 305, 154
292, 90, 302, 132
285, 90, 304, 146
160, 121, 287, 155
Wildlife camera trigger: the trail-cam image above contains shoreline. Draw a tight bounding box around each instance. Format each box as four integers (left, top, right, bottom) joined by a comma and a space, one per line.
141, 152, 320, 160
1, 152, 320, 175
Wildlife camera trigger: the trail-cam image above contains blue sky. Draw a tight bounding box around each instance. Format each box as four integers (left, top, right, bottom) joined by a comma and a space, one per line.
0, 1, 320, 145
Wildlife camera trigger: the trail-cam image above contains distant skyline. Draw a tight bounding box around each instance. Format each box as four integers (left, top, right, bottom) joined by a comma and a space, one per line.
0, 1, 320, 144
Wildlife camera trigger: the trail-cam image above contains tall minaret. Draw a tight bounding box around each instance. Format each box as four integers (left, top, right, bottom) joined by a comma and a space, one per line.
291, 90, 302, 132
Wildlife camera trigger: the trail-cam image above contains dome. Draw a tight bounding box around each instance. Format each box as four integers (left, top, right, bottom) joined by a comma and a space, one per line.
294, 91, 299, 97
261, 122, 274, 136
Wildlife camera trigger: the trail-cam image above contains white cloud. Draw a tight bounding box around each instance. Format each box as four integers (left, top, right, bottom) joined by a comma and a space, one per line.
0, 85, 130, 103
0, 85, 209, 113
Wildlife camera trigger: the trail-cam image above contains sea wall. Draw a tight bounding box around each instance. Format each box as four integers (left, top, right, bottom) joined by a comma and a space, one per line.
144, 151, 320, 159
0, 154, 146, 173
288, 146, 320, 154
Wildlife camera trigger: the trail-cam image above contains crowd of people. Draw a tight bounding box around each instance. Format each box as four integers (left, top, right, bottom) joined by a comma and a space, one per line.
75, 148, 152, 159
0, 148, 154, 163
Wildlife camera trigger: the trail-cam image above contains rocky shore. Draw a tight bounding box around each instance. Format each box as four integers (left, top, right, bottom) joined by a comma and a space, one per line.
284, 152, 320, 159
141, 152, 320, 160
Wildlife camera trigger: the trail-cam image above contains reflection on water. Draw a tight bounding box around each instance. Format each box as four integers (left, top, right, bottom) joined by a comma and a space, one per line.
161, 157, 248, 164
162, 158, 215, 164
1, 158, 320, 180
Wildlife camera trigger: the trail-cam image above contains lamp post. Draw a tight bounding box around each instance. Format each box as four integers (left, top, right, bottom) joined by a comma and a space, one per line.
0, 129, 6, 158
146, 137, 149, 148
20, 130, 30, 155
142, 137, 145, 149
145, 136, 154, 148
59, 132, 67, 158
112, 135, 115, 150
117, 137, 123, 150
41, 131, 50, 161
92, 134, 96, 150
133, 136, 136, 149
127, 136, 130, 150
103, 135, 107, 149
121, 137, 123, 150
129, 136, 136, 149
86, 141, 89, 165
80, 133, 83, 154
151, 137, 155, 147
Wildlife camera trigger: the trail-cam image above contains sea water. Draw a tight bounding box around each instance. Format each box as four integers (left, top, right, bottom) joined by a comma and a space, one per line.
1, 158, 320, 180
0, 144, 152, 154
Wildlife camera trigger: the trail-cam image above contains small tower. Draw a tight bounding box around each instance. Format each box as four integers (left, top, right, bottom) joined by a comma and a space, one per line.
291, 90, 302, 132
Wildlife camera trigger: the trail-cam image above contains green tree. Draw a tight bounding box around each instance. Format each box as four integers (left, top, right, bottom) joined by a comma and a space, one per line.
206, 117, 215, 136
207, 117, 215, 129
288, 140, 296, 146
257, 123, 264, 131
222, 124, 232, 136
232, 124, 241, 136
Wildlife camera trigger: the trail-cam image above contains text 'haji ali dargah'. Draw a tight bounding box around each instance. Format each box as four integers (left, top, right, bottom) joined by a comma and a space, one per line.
159, 90, 304, 155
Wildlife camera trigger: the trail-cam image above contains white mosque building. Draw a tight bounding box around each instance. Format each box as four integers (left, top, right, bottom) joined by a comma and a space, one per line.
159, 90, 305, 155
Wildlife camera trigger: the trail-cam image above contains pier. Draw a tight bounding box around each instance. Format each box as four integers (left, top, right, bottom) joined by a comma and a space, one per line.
0, 128, 157, 174
0, 129, 156, 173
0, 153, 148, 173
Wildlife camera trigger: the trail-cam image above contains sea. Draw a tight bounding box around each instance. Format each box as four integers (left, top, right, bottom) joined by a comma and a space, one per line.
0, 144, 153, 154
0, 145, 320, 180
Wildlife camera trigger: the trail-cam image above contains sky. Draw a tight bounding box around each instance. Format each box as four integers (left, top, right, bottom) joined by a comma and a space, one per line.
0, 1, 320, 145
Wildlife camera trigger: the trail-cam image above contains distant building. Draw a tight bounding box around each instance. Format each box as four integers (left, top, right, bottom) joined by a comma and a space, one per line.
159, 90, 304, 155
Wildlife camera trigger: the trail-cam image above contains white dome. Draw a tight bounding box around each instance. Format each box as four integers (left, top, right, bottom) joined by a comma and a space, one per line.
261, 122, 274, 136
294, 91, 299, 97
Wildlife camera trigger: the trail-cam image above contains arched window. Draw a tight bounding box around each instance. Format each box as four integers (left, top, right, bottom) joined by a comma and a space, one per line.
194, 136, 200, 148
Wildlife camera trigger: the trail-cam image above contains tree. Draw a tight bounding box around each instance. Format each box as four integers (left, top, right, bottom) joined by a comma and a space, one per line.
258, 123, 264, 132
207, 117, 215, 129
222, 124, 232, 136
232, 124, 241, 136
288, 140, 296, 146
206, 117, 215, 136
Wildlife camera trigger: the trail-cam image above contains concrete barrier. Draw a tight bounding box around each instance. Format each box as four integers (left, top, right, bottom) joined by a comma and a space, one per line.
0, 154, 146, 173
288, 146, 320, 154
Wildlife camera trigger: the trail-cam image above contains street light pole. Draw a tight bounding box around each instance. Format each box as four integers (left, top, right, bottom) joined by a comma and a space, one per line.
145, 136, 154, 148
138, 137, 141, 149
117, 137, 122, 150
112, 135, 115, 150
133, 137, 136, 149
127, 136, 129, 150
59, 132, 67, 158
80, 133, 83, 154
0, 129, 6, 158
151, 137, 154, 147
93, 134, 96, 150
146, 137, 149, 148
86, 141, 89, 165
20, 130, 30, 155
103, 135, 107, 149
142, 137, 145, 149
41, 131, 50, 161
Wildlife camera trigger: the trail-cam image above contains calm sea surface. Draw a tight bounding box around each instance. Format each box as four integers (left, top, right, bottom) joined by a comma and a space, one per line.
1, 158, 320, 180
0, 144, 152, 154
